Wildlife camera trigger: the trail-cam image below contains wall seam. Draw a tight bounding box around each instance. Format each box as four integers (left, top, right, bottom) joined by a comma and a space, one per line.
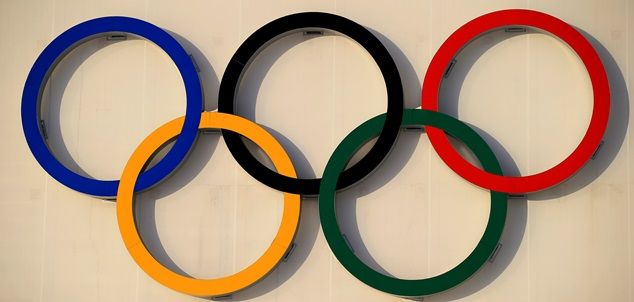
234, 0, 243, 278
136, 0, 148, 299
427, 0, 433, 279
329, 3, 337, 300
38, 2, 55, 300
135, 267, 139, 302
526, 0, 532, 301
38, 176, 49, 302
626, 0, 632, 300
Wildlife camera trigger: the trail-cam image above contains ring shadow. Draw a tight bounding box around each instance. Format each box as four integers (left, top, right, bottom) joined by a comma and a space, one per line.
45, 24, 619, 300
42, 37, 119, 181
331, 28, 527, 301
334, 128, 527, 302
132, 33, 224, 279
125, 25, 624, 301
42, 31, 221, 193
39, 33, 232, 283
228, 29, 422, 300
425, 129, 527, 302
223, 32, 328, 301
232, 32, 323, 180
167, 30, 220, 111
423, 28, 599, 300
527, 28, 629, 200
232, 28, 529, 300
436, 28, 628, 200
367, 28, 423, 110
418, 26, 626, 300
331, 28, 430, 280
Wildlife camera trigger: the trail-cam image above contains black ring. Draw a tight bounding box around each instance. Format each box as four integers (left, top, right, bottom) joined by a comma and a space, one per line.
218, 12, 403, 195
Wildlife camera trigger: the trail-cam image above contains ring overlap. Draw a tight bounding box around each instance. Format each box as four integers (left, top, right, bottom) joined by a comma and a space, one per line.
421, 9, 610, 193
117, 112, 300, 297
20, 9, 611, 298
319, 109, 508, 297
21, 16, 203, 198
218, 12, 404, 195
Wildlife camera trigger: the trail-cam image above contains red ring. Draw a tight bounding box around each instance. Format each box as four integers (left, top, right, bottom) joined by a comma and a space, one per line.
421, 9, 610, 193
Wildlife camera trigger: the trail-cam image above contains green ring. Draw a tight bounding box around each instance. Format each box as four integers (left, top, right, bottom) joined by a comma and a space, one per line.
319, 109, 508, 297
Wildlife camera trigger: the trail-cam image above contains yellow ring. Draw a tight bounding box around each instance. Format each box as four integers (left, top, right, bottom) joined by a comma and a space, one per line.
116, 112, 300, 297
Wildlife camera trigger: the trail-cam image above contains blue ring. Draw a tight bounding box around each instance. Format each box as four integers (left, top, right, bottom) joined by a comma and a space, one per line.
21, 16, 203, 198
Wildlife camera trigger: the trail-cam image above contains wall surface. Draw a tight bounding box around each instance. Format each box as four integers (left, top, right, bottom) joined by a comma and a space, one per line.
1, 0, 633, 301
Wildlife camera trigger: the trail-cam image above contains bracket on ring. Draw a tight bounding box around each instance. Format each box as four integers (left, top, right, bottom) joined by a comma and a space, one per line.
211, 294, 233, 301
202, 128, 221, 134
303, 30, 324, 36
282, 243, 297, 262
401, 297, 424, 301
443, 59, 457, 78
488, 242, 503, 263
404, 126, 424, 132
39, 120, 48, 140
591, 140, 604, 160
505, 27, 527, 33
106, 33, 127, 41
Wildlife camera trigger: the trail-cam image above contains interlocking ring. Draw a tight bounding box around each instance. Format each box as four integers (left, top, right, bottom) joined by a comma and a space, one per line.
21, 9, 611, 299
21, 16, 203, 198
117, 112, 300, 297
319, 109, 507, 296
218, 12, 404, 195
421, 9, 610, 193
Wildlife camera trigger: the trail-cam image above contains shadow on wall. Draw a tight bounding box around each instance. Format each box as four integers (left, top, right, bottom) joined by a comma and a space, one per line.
167, 30, 220, 111
40, 23, 624, 301
232, 32, 323, 181
231, 28, 527, 300
528, 28, 629, 201
229, 28, 427, 300
41, 31, 220, 185
161, 27, 624, 300
367, 27, 423, 110
221, 32, 328, 301
324, 29, 527, 301
422, 27, 625, 301
42, 37, 116, 180
130, 32, 221, 277
40, 33, 223, 278
437, 28, 628, 201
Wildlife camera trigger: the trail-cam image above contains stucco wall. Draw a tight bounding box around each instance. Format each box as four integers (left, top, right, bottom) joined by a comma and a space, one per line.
1, 0, 633, 301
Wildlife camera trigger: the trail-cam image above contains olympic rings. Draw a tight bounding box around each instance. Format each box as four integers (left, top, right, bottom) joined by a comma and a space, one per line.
20, 8, 612, 299
218, 12, 404, 195
21, 16, 203, 197
421, 9, 610, 193
319, 109, 507, 297
117, 112, 300, 297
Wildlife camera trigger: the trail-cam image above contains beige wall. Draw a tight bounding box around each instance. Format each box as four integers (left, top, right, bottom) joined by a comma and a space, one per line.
1, 0, 633, 301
